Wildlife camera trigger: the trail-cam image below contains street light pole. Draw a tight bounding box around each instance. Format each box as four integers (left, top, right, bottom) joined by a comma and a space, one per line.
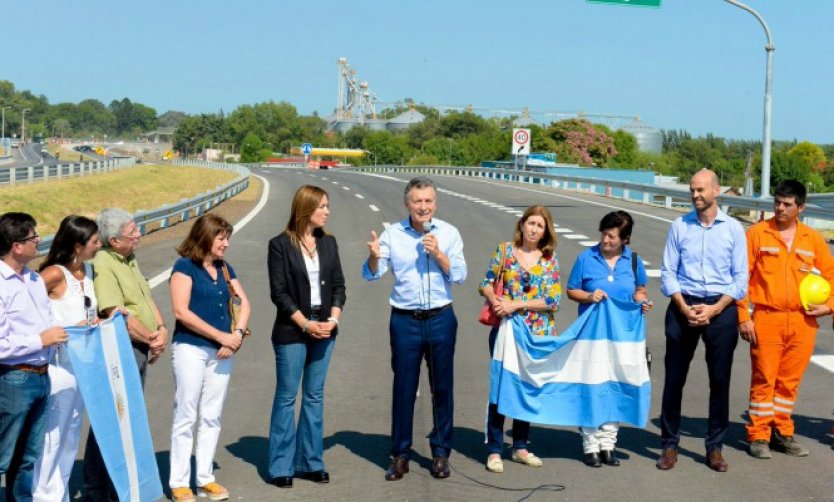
21, 108, 31, 144
724, 0, 774, 198
1, 106, 9, 141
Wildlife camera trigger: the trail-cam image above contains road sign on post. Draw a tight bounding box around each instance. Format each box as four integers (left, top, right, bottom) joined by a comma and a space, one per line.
512, 128, 531, 156
301, 143, 313, 155
587, 0, 661, 7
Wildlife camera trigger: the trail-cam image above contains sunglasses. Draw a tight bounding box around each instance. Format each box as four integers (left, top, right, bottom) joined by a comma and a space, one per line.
520, 271, 531, 293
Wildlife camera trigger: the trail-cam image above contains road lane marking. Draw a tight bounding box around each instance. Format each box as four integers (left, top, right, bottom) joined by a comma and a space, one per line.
565, 234, 589, 240
383, 222, 391, 229
355, 194, 365, 199
554, 228, 573, 234
369, 205, 380, 212
810, 355, 834, 375
342, 186, 350, 190
580, 241, 597, 246
332, 181, 339, 185
646, 270, 662, 278
148, 174, 271, 289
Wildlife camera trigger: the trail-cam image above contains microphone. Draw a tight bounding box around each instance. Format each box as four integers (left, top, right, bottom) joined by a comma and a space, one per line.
423, 219, 432, 255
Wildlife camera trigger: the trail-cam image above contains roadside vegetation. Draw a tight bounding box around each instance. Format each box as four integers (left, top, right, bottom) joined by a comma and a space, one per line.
0, 164, 238, 235
3, 79, 833, 194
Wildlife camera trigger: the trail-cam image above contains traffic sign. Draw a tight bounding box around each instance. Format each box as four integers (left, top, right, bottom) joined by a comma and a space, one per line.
512, 128, 531, 155
587, 0, 661, 7
301, 143, 313, 155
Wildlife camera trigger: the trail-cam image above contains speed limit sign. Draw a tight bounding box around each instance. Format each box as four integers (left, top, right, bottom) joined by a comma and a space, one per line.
512, 128, 531, 155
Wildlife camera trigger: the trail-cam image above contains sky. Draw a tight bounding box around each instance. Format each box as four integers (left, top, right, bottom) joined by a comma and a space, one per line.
5, 0, 833, 143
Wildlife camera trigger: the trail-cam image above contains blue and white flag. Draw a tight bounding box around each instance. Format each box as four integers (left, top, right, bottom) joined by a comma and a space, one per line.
66, 313, 163, 502
489, 296, 650, 428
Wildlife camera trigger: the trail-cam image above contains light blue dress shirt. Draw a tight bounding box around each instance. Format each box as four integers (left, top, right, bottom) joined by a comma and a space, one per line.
660, 209, 748, 300
362, 217, 467, 310
0, 261, 57, 365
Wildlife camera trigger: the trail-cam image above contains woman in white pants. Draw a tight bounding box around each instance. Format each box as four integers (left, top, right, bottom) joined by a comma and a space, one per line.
168, 214, 250, 502
32, 216, 101, 501
566, 211, 652, 468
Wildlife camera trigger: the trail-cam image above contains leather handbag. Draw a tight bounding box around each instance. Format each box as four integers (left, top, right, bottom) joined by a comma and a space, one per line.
478, 242, 506, 326
222, 263, 252, 337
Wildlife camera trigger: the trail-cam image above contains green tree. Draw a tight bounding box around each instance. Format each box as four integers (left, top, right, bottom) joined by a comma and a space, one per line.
240, 132, 264, 162
788, 141, 826, 172
546, 119, 617, 166
770, 150, 814, 190
363, 131, 413, 165
610, 130, 639, 167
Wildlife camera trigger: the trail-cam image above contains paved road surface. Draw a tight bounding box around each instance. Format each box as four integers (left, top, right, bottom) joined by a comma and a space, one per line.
30, 168, 834, 501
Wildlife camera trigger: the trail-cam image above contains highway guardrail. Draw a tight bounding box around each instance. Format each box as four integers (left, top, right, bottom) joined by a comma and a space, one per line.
0, 157, 137, 186
36, 160, 251, 255
347, 165, 834, 222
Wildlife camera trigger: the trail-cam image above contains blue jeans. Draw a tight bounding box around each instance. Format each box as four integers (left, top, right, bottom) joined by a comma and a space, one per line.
486, 326, 529, 455
268, 338, 335, 478
0, 367, 50, 502
389, 306, 457, 459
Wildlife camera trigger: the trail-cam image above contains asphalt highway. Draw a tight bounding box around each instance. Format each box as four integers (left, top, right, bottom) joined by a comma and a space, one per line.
49, 168, 834, 501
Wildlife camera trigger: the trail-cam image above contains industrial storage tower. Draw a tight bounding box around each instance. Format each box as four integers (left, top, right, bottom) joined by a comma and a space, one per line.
332, 58, 383, 132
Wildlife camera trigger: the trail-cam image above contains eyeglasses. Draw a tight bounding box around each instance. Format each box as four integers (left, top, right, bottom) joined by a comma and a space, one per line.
17, 234, 40, 244
521, 271, 531, 294
116, 229, 141, 240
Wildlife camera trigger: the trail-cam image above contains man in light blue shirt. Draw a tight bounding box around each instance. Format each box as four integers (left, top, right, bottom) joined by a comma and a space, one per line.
656, 169, 748, 473
0, 212, 67, 501
363, 177, 466, 481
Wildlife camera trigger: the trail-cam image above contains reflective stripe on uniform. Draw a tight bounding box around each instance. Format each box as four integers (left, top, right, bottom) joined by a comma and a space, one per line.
749, 409, 775, 416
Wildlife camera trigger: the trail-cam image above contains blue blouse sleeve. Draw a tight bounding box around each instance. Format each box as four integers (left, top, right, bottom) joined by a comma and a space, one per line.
635, 256, 648, 288
172, 257, 196, 278
566, 252, 585, 291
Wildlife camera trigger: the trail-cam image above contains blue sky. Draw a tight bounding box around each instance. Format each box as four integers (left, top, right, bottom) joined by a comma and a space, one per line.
7, 0, 833, 143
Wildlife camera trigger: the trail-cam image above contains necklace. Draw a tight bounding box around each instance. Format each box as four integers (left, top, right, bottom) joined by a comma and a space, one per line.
300, 239, 317, 259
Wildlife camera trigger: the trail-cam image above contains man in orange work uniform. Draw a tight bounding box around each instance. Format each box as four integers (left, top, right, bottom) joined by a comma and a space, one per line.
738, 180, 834, 459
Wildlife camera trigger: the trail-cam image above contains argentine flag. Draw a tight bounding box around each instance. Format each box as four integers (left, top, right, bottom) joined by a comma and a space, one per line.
489, 296, 650, 428
66, 314, 164, 502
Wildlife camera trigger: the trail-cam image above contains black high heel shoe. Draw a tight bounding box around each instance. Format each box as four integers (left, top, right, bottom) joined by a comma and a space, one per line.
583, 452, 602, 468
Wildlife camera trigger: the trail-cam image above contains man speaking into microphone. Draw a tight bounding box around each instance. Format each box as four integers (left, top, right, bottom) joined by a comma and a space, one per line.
363, 177, 467, 481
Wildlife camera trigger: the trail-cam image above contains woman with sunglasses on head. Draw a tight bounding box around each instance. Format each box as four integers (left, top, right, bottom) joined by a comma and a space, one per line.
566, 210, 652, 468
32, 215, 101, 502
479, 205, 561, 474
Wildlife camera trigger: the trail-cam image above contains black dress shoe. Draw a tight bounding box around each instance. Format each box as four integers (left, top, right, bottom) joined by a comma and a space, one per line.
583, 452, 602, 468
600, 449, 620, 466
271, 476, 293, 488
385, 456, 409, 481
297, 471, 330, 483
431, 456, 450, 479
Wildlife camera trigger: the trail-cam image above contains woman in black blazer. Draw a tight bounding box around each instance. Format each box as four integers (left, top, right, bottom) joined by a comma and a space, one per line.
266, 185, 346, 489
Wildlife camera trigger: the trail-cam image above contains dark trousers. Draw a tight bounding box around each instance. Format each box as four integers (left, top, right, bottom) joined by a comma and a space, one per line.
0, 367, 50, 502
486, 326, 529, 455
660, 296, 738, 452
83, 343, 148, 502
389, 306, 457, 459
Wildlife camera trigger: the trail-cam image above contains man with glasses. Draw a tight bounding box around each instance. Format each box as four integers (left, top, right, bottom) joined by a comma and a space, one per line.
0, 212, 68, 501
83, 208, 167, 501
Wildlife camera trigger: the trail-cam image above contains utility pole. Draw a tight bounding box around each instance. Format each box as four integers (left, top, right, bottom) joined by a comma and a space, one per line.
724, 0, 774, 198
21, 108, 31, 144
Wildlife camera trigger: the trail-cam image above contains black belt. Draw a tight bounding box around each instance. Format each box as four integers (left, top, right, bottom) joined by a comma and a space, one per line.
310, 306, 323, 320
392, 303, 452, 320
682, 294, 723, 305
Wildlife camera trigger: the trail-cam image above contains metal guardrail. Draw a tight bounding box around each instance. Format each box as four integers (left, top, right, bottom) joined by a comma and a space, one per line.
0, 157, 137, 186
36, 160, 251, 254
347, 165, 834, 221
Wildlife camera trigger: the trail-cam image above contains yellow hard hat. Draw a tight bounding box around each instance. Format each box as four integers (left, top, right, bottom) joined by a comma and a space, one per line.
799, 273, 831, 310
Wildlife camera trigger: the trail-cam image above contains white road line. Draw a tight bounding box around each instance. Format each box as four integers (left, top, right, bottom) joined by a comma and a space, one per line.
501, 208, 517, 213
383, 222, 391, 229
810, 355, 834, 375
580, 241, 597, 247
148, 174, 271, 289
554, 228, 573, 234
355, 194, 365, 199
565, 234, 589, 240
321, 177, 328, 180
342, 186, 350, 191
646, 269, 662, 278
642, 260, 651, 266
369, 205, 380, 212
331, 181, 339, 185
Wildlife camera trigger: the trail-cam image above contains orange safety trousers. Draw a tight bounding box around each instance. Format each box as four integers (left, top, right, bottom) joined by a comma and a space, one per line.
746, 309, 817, 442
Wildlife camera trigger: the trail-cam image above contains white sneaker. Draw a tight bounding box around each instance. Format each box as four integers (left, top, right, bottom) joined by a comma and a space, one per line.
485, 455, 504, 473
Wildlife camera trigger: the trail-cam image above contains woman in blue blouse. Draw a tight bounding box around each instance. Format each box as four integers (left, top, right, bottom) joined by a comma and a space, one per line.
566, 210, 652, 468
479, 205, 561, 473
168, 214, 251, 502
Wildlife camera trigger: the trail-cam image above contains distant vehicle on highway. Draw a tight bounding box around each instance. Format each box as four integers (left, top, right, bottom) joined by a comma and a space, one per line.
73, 145, 94, 152
11, 140, 20, 148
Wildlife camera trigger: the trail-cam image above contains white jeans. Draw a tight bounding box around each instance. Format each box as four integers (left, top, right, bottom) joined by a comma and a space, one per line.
580, 422, 619, 454
32, 346, 85, 502
169, 342, 233, 488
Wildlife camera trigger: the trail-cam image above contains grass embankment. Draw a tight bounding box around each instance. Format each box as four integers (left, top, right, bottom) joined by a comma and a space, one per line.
1, 164, 239, 235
